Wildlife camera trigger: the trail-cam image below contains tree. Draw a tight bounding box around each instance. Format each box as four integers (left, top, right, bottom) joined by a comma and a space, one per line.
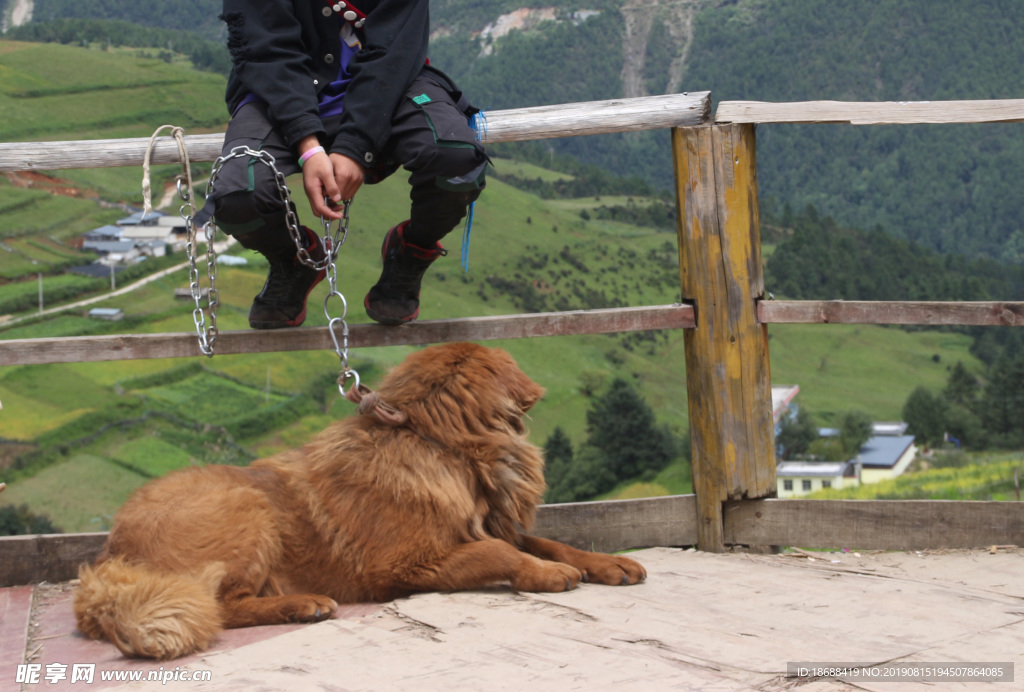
542, 426, 574, 502
583, 378, 677, 482
979, 352, 1024, 448
839, 410, 873, 458
547, 378, 679, 503
943, 403, 986, 451
807, 436, 847, 461
776, 406, 818, 458
902, 387, 947, 447
544, 446, 616, 504
943, 361, 979, 410
0, 504, 61, 537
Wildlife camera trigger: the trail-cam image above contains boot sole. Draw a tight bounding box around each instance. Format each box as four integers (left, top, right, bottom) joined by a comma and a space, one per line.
249, 270, 326, 330
363, 294, 419, 326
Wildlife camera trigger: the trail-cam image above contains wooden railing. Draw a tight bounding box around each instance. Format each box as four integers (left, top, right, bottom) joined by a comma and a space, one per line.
2, 93, 1024, 586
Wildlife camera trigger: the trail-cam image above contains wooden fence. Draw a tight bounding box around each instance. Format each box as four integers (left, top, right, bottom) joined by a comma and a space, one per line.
1, 93, 1024, 586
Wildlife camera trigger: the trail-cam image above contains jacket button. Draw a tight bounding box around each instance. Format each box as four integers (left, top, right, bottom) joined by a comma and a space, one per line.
364, 152, 374, 163
324, 54, 334, 64
313, 79, 319, 86
321, 6, 332, 16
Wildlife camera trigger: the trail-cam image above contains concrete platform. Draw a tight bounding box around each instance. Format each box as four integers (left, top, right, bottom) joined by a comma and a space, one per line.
2, 547, 1021, 691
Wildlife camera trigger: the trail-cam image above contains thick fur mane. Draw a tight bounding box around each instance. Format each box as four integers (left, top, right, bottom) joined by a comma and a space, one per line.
370, 344, 546, 540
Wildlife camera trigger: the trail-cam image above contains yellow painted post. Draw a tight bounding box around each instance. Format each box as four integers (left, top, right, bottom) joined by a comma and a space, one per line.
672, 124, 776, 552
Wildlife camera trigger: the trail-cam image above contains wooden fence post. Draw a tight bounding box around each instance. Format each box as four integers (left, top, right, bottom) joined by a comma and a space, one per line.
672, 123, 776, 552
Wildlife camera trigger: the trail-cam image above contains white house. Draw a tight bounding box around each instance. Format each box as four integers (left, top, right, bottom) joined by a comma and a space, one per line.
776, 460, 856, 497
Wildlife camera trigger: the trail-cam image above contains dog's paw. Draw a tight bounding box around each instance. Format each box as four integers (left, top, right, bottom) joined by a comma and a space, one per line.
578, 554, 647, 586
511, 557, 582, 593
287, 594, 338, 623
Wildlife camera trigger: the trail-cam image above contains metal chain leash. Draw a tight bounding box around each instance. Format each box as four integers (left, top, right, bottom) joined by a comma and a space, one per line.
142, 125, 220, 357
204, 145, 360, 395
318, 201, 362, 397
182, 184, 219, 357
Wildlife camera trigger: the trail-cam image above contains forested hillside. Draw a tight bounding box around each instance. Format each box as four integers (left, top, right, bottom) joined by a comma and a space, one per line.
25, 0, 224, 39
431, 0, 1024, 264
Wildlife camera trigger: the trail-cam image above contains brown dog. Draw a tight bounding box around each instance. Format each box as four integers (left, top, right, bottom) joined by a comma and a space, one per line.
74, 342, 646, 659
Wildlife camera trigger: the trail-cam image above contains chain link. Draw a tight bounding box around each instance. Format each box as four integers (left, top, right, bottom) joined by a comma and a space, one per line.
181, 179, 219, 357
204, 145, 359, 394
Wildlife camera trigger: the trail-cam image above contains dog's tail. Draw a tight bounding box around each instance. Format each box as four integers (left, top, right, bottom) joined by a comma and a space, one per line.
74, 557, 226, 659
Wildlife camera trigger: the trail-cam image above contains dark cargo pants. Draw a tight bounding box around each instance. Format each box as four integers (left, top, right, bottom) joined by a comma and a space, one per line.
196, 66, 488, 258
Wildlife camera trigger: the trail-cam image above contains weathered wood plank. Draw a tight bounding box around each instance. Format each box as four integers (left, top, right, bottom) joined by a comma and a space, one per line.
4, 297, 1018, 366
6, 497, 1019, 585
716, 99, 1024, 125
0, 92, 711, 172
724, 499, 1024, 550
712, 125, 775, 502
673, 124, 776, 553
0, 305, 694, 366
478, 92, 711, 143
534, 495, 699, 553
0, 498, 697, 586
759, 300, 1024, 326
0, 532, 107, 587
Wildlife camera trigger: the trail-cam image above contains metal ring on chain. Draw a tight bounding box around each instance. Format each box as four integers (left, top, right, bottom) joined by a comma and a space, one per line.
337, 368, 361, 398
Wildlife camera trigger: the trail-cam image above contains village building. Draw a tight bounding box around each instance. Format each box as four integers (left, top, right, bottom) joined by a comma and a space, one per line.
776, 460, 856, 496
776, 414, 918, 497
87, 307, 124, 321
71, 211, 193, 276
858, 422, 917, 484
117, 210, 185, 253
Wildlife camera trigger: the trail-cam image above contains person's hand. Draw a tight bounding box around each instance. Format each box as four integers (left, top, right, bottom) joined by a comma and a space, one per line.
329, 152, 365, 201
301, 150, 364, 220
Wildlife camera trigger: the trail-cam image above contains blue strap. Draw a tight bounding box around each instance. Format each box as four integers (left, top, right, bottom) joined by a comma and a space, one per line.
470, 110, 489, 142
460, 110, 488, 272
461, 201, 474, 272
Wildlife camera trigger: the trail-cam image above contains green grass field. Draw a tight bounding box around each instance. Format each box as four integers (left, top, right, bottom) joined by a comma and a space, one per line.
0, 454, 148, 532
0, 41, 227, 142
809, 453, 1023, 501
109, 436, 198, 478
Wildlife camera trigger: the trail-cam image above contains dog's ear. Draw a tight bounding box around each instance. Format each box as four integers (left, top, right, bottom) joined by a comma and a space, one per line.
507, 366, 545, 413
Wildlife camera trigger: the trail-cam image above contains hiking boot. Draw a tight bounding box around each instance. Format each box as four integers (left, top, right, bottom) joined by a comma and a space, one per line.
248, 228, 327, 329
364, 221, 446, 325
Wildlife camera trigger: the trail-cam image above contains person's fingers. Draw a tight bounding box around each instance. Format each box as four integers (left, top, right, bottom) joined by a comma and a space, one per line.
302, 154, 345, 220
330, 153, 365, 201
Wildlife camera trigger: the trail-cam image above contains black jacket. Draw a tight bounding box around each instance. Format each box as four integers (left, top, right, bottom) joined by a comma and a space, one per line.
220, 0, 429, 167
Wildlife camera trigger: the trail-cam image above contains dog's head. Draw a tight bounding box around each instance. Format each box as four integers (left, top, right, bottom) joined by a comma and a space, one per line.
372, 342, 544, 440
364, 343, 548, 537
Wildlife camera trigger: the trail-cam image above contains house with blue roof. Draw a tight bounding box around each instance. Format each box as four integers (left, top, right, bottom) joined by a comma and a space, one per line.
776, 421, 918, 497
